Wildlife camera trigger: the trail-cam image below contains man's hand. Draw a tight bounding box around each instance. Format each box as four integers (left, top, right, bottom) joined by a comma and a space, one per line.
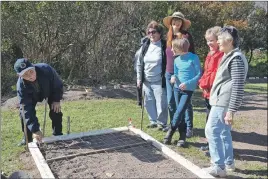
179, 83, 186, 90
224, 111, 235, 126
170, 76, 176, 84
51, 102, 61, 113
33, 131, 43, 143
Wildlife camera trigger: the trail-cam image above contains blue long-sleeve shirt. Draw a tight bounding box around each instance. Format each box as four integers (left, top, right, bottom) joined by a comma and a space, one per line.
173, 52, 202, 91
17, 63, 63, 133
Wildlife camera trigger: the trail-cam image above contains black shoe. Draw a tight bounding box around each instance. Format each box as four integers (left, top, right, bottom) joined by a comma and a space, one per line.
204, 151, 210, 157
53, 133, 63, 136
177, 140, 186, 147
163, 128, 175, 144
147, 123, 157, 128
200, 145, 209, 151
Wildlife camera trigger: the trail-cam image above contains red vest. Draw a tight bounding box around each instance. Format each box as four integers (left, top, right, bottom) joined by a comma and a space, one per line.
199, 50, 224, 98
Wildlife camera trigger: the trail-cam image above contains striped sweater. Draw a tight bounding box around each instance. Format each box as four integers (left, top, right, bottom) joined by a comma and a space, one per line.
209, 48, 248, 112
228, 56, 246, 111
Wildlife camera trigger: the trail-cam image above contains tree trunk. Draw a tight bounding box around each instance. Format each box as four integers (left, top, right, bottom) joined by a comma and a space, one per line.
248, 48, 253, 64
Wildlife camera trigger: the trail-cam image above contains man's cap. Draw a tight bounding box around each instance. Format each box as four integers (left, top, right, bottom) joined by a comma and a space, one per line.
14, 58, 34, 76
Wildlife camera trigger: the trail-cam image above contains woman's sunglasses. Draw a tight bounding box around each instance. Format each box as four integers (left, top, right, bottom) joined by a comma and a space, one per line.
148, 30, 157, 35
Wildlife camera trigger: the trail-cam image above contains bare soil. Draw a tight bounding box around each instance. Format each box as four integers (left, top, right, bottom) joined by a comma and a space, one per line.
3, 83, 267, 178
40, 131, 197, 178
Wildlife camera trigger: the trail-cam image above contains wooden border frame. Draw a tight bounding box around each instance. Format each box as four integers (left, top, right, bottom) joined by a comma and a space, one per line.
128, 127, 214, 178
28, 142, 55, 179
29, 126, 214, 178
29, 127, 128, 178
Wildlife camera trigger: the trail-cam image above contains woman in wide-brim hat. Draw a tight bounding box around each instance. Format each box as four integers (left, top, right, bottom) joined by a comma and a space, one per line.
163, 11, 191, 31
162, 11, 196, 147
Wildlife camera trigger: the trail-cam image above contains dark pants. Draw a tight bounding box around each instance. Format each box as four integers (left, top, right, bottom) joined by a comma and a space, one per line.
165, 72, 193, 130
184, 101, 193, 129
172, 89, 193, 140
20, 102, 63, 141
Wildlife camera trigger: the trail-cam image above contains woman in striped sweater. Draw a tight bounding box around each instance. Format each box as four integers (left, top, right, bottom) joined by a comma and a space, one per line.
202, 26, 248, 177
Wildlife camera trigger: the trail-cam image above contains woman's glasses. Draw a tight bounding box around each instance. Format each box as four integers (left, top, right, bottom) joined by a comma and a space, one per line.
148, 30, 157, 35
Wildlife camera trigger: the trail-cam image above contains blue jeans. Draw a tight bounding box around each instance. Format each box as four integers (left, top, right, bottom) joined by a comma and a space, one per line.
171, 88, 193, 130
165, 72, 193, 129
165, 72, 176, 121
143, 80, 168, 126
185, 100, 193, 129
205, 106, 234, 168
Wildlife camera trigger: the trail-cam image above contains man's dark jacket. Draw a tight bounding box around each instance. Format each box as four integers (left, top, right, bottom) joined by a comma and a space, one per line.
17, 63, 63, 133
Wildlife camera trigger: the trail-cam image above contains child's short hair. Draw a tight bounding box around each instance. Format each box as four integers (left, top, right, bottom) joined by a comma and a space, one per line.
205, 26, 221, 39
172, 38, 190, 53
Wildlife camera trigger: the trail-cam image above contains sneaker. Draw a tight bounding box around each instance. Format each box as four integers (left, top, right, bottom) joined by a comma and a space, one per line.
203, 165, 227, 177
17, 138, 33, 146
186, 128, 193, 138
225, 163, 235, 172
200, 145, 209, 151
177, 140, 186, 147
147, 123, 157, 128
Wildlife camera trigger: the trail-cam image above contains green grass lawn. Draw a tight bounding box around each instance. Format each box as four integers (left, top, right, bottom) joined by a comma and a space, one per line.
1, 98, 209, 175
1, 83, 266, 177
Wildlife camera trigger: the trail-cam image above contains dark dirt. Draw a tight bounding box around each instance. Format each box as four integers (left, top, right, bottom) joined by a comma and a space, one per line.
41, 131, 198, 178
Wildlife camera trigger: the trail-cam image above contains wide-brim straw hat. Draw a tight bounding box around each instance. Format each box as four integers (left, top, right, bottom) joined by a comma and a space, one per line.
163, 11, 191, 30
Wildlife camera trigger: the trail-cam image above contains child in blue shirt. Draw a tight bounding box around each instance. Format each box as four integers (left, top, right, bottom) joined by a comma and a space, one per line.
163, 38, 201, 147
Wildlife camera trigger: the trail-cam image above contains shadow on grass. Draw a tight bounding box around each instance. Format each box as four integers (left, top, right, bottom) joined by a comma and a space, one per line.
233, 168, 268, 178
193, 128, 267, 148
233, 148, 267, 163
189, 128, 267, 177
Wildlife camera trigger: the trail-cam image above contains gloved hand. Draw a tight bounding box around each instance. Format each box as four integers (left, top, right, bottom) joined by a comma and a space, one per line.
51, 102, 61, 113
33, 131, 43, 143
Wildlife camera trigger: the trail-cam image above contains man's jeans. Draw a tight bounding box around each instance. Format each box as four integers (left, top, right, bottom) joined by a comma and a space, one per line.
165, 72, 193, 128
143, 80, 168, 126
205, 106, 234, 168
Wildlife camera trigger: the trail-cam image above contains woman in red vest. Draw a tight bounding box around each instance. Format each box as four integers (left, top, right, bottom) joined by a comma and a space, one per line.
199, 26, 224, 153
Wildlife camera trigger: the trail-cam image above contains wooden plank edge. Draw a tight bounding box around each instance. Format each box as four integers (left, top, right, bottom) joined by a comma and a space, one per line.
42, 126, 129, 143
28, 142, 55, 179
128, 126, 214, 179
